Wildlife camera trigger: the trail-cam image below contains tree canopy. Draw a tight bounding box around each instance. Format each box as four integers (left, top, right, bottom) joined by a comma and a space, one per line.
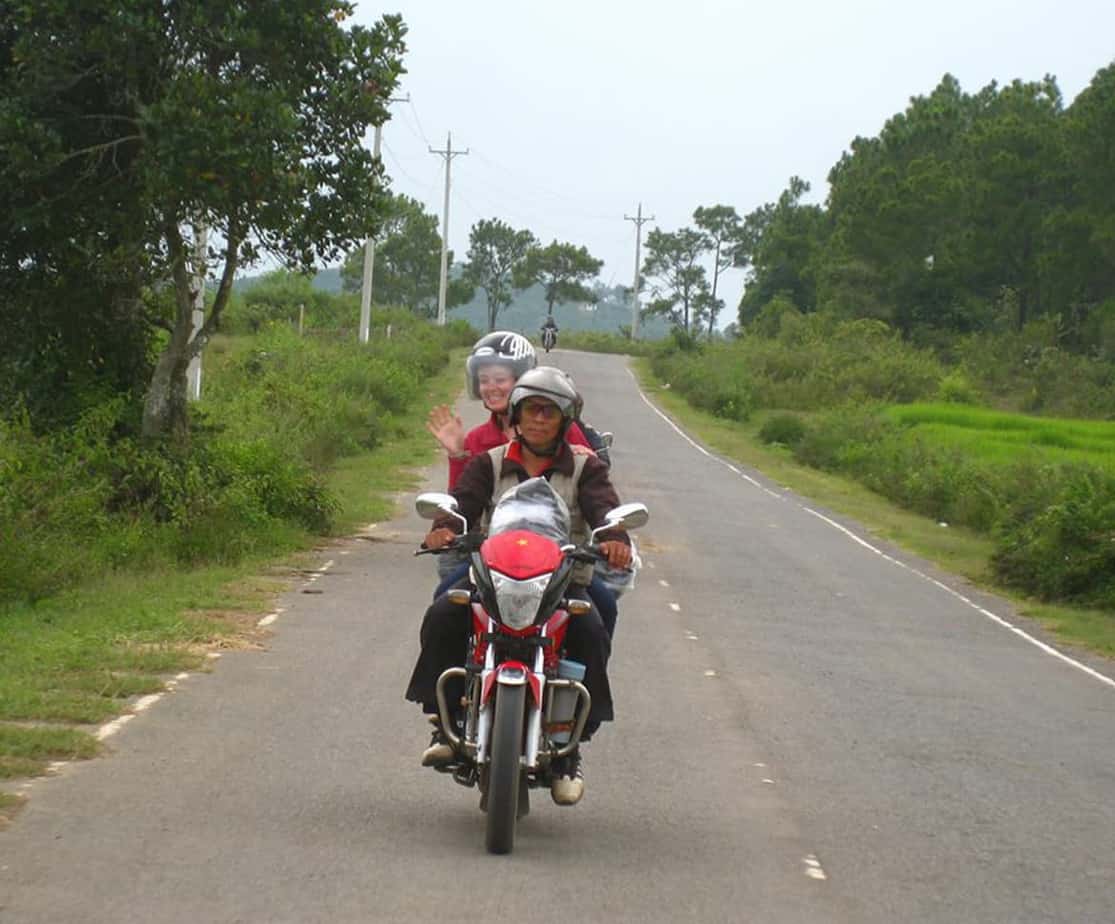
516, 241, 603, 320
730, 65, 1115, 357
641, 227, 712, 335
1, 1, 407, 439
341, 194, 445, 317
458, 218, 536, 332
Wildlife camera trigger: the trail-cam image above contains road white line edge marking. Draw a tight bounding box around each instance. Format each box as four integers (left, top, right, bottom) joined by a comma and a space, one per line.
803, 855, 828, 880
132, 694, 162, 713
95, 714, 136, 740
628, 369, 1115, 691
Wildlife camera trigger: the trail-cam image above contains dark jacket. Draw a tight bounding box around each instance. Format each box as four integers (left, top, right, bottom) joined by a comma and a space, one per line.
435, 440, 629, 545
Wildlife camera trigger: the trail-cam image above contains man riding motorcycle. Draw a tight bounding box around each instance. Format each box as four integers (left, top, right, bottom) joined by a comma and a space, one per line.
424, 334, 619, 637
406, 367, 632, 805
540, 316, 558, 352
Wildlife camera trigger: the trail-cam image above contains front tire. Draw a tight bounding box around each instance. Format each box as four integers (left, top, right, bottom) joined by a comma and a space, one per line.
485, 683, 526, 855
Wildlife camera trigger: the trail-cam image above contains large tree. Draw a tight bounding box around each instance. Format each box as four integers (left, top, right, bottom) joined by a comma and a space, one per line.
460, 218, 536, 331
341, 194, 446, 316
736, 177, 827, 325
693, 205, 742, 337
515, 240, 603, 320
0, 1, 406, 442
1049, 64, 1115, 344
641, 227, 711, 335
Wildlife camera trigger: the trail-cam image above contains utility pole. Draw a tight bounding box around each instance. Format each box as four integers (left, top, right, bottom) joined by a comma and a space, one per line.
430, 132, 469, 326
359, 94, 409, 344
624, 203, 654, 339
186, 223, 207, 401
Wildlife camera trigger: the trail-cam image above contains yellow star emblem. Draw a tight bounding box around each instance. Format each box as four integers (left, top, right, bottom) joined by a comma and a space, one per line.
516, 538, 529, 547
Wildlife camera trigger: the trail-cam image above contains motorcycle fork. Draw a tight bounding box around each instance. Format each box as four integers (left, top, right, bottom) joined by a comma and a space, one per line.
475, 644, 545, 769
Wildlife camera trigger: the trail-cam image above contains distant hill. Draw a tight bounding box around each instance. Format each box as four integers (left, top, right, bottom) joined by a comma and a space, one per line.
233, 266, 671, 338
231, 265, 342, 294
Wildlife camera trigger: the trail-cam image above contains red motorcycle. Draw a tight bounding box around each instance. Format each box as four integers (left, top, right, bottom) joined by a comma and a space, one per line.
415, 480, 647, 854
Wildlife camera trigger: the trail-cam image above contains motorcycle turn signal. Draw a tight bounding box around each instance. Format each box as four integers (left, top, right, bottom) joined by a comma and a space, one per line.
565, 599, 592, 616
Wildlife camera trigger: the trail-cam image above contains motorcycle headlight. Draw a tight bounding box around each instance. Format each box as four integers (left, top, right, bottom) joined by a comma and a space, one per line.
491, 573, 550, 629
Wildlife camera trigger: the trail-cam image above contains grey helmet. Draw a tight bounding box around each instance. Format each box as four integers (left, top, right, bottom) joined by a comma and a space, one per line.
554, 369, 585, 420
508, 366, 579, 426
465, 331, 537, 400
508, 367, 580, 456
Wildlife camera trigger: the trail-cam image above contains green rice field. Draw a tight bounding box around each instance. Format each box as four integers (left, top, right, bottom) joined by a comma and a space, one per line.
885, 404, 1115, 471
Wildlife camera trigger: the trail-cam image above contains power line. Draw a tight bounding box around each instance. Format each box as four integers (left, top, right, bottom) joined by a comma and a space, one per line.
470, 149, 617, 221
381, 139, 436, 190
407, 98, 433, 146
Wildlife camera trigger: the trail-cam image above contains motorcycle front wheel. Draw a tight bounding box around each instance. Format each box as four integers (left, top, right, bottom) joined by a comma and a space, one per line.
485, 683, 526, 854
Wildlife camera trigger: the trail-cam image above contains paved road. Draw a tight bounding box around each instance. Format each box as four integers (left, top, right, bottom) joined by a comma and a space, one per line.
2, 350, 1113, 923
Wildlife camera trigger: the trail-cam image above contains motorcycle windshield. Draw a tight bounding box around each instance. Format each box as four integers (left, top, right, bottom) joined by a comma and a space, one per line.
487, 477, 572, 546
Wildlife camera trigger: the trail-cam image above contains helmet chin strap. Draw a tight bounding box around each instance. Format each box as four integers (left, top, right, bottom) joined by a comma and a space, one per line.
516, 431, 561, 457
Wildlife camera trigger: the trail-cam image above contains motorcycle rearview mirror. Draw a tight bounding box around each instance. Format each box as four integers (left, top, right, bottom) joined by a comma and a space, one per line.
416, 492, 457, 519
415, 492, 468, 533
589, 502, 649, 542
600, 432, 614, 448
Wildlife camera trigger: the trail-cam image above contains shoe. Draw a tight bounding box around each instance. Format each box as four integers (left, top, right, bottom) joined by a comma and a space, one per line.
421, 716, 455, 766
550, 750, 584, 805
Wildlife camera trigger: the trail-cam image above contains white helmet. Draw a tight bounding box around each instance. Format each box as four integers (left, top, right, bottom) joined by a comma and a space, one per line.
465, 331, 537, 400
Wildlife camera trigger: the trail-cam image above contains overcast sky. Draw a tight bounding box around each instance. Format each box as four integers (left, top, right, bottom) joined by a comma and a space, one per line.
350, 0, 1115, 320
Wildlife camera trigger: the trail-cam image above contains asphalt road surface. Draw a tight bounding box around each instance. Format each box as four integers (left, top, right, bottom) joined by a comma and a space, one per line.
2, 350, 1113, 923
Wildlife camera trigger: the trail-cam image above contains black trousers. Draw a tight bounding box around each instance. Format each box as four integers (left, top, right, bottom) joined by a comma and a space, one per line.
404, 582, 614, 734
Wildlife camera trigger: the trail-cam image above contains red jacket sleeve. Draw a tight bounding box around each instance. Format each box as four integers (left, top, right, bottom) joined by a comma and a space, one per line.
448, 427, 487, 490
566, 421, 590, 448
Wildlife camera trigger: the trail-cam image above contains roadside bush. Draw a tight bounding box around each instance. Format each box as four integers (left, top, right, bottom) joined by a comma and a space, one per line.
672, 313, 946, 412
792, 405, 895, 471
993, 466, 1115, 608
792, 406, 1008, 532
560, 330, 657, 356
758, 413, 806, 447
937, 370, 981, 404
651, 343, 754, 421
956, 323, 1115, 419
0, 313, 461, 606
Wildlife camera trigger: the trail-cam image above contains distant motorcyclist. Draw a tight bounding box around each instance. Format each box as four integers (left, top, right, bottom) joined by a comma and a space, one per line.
540, 316, 558, 352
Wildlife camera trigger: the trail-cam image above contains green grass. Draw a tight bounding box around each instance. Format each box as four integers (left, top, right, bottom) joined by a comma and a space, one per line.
0, 566, 278, 726
633, 360, 1115, 657
0, 346, 467, 786
887, 403, 1115, 470
0, 725, 100, 779
0, 790, 26, 825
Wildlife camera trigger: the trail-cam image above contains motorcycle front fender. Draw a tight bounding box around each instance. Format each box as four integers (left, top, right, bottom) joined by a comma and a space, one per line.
481, 661, 541, 707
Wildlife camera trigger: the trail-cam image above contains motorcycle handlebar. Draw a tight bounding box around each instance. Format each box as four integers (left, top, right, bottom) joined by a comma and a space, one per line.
413, 532, 484, 556
565, 544, 606, 565
415, 536, 610, 563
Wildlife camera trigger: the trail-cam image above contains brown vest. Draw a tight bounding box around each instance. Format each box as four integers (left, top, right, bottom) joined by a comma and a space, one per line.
483, 444, 593, 586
